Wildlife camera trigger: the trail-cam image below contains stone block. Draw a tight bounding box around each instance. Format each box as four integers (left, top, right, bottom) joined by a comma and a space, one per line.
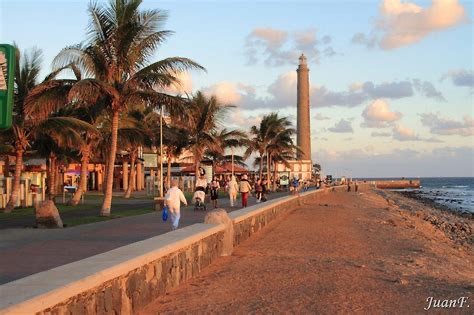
35, 200, 63, 228
204, 209, 234, 256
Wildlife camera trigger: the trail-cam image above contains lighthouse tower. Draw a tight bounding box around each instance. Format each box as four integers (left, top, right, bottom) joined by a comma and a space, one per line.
296, 54, 311, 161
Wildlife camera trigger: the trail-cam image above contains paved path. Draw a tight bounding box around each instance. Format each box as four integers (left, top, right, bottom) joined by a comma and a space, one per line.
139, 189, 474, 314
0, 190, 292, 284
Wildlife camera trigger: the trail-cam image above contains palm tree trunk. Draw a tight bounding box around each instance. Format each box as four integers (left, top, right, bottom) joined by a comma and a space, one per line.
167, 154, 172, 190
273, 161, 278, 192
259, 153, 264, 179
101, 110, 119, 216
4, 148, 23, 213
48, 153, 57, 200
3, 155, 10, 177
124, 151, 136, 199
70, 144, 91, 206
194, 152, 201, 182
266, 153, 271, 180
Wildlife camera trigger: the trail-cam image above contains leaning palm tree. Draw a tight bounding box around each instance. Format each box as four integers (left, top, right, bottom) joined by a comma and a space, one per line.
51, 0, 204, 216
181, 91, 234, 180
0, 46, 42, 212
1, 46, 89, 212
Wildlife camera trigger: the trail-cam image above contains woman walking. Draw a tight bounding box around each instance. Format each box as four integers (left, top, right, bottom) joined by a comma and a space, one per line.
210, 176, 220, 208
255, 179, 263, 203
228, 175, 239, 207
165, 179, 187, 230
239, 174, 252, 207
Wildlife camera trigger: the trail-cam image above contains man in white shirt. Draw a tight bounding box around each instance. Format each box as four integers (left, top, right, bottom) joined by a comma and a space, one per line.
165, 179, 187, 230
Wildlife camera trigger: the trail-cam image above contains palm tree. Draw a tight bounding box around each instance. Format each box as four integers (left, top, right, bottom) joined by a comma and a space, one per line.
1, 46, 90, 212
51, 0, 204, 216
206, 128, 247, 176
244, 112, 294, 179
30, 118, 94, 200
119, 110, 152, 198
181, 91, 234, 180
0, 46, 41, 212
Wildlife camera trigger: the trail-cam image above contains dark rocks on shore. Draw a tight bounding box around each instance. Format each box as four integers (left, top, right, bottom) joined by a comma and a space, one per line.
382, 191, 473, 246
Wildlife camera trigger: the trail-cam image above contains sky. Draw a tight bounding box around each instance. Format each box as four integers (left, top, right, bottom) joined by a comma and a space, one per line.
1, 0, 473, 177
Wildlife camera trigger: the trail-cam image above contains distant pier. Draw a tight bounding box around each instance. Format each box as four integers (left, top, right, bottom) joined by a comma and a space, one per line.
374, 179, 421, 189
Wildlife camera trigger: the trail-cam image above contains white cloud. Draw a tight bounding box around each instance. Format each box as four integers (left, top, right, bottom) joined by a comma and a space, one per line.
315, 146, 474, 177
245, 27, 336, 66
202, 82, 243, 105
393, 124, 420, 141
202, 76, 444, 112
353, 0, 470, 50
420, 112, 474, 136
226, 108, 262, 129
361, 99, 402, 128
371, 131, 391, 137
163, 72, 193, 95
314, 113, 330, 120
412, 79, 446, 101
441, 69, 474, 88
328, 119, 353, 133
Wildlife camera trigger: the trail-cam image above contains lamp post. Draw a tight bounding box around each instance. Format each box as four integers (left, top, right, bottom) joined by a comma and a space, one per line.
160, 104, 164, 198
153, 104, 166, 212
231, 147, 234, 177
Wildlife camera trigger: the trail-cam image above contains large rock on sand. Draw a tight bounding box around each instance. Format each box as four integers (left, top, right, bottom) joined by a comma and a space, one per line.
204, 209, 234, 256
35, 200, 64, 228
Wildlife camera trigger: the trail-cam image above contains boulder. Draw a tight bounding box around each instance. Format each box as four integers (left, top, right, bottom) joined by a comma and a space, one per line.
35, 200, 64, 228
204, 209, 234, 256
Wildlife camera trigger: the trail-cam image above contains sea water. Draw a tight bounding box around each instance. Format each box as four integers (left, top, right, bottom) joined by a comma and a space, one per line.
418, 177, 474, 214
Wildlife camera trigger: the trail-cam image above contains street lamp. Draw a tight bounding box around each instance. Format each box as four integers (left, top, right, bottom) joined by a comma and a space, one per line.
159, 104, 164, 198
231, 147, 234, 177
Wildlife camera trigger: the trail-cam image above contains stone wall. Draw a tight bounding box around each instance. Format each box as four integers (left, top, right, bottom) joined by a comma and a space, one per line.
0, 224, 225, 315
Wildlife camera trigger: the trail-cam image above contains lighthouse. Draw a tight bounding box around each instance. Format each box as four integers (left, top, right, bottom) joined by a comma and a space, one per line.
296, 54, 311, 161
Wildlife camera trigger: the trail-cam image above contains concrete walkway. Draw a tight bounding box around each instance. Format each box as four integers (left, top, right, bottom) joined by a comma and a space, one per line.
0, 190, 292, 285
139, 189, 474, 314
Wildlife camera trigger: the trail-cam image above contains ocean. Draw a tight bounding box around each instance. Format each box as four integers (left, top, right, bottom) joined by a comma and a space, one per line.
417, 177, 474, 214
357, 177, 474, 214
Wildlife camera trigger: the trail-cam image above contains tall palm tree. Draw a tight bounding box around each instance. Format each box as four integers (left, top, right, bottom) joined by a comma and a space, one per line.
244, 112, 294, 179
1, 46, 90, 212
181, 91, 233, 180
0, 46, 41, 212
51, 0, 204, 216
206, 128, 247, 176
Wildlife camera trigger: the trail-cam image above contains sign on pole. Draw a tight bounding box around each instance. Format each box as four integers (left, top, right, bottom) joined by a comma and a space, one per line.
0, 44, 15, 129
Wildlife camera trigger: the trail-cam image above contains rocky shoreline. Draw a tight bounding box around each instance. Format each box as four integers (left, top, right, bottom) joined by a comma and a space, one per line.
397, 190, 473, 218
376, 190, 473, 247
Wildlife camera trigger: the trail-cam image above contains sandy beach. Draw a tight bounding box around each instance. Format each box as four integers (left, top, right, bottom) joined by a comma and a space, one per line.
140, 187, 473, 314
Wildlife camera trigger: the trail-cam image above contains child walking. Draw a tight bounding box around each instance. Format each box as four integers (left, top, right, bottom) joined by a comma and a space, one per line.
165, 179, 187, 230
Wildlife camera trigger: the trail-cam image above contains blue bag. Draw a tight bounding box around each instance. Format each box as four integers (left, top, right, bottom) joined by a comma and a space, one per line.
162, 206, 169, 222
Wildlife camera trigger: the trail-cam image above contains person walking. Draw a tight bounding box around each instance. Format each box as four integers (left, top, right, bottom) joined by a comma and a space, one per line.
291, 177, 300, 196
227, 175, 239, 207
355, 180, 359, 192
255, 179, 263, 203
165, 179, 187, 230
261, 177, 268, 201
239, 174, 252, 207
210, 176, 220, 208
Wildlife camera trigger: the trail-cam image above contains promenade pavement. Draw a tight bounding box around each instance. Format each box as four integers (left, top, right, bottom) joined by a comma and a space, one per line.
140, 189, 474, 314
0, 189, 293, 285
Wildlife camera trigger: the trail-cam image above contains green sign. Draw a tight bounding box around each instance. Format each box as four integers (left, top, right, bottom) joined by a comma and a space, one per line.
0, 44, 15, 129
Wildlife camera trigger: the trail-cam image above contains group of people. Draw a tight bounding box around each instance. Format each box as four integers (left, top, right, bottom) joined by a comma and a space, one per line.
163, 172, 274, 231
195, 174, 268, 209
